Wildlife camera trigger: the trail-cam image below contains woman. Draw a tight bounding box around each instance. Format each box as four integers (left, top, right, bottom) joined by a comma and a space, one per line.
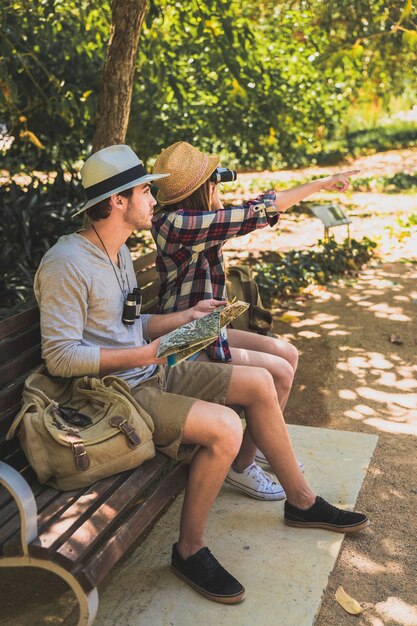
151, 141, 358, 499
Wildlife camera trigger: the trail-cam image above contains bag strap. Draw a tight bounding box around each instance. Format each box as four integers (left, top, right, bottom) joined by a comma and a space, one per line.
240, 276, 273, 334
109, 415, 141, 448
65, 432, 90, 471
6, 402, 39, 440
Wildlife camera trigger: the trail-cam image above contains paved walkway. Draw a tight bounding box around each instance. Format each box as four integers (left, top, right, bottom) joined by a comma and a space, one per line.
88, 426, 377, 626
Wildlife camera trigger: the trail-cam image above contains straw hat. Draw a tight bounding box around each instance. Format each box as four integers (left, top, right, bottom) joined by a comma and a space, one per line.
153, 142, 219, 205
72, 144, 169, 216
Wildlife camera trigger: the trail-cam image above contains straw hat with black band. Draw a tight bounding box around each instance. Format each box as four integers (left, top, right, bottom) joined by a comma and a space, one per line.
72, 144, 169, 217
152, 142, 219, 205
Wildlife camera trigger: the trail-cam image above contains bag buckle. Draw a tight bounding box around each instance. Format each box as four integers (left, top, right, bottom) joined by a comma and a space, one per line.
65, 433, 90, 471
109, 415, 141, 448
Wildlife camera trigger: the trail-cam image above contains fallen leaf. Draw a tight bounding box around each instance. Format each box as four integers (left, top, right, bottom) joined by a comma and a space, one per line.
277, 313, 299, 323
335, 585, 363, 615
389, 334, 403, 345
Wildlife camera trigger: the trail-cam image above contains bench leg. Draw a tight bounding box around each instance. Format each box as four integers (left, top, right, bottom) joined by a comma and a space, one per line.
0, 556, 99, 626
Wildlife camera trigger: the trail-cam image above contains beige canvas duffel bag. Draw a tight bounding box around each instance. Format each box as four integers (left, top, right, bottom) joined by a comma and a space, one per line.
7, 369, 156, 491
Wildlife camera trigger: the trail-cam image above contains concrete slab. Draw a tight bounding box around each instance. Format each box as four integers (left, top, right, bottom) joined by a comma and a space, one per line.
93, 426, 378, 626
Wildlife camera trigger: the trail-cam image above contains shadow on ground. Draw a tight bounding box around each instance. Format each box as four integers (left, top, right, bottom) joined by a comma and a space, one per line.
273, 260, 417, 626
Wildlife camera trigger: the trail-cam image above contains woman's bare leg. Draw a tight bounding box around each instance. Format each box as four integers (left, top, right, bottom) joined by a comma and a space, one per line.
225, 364, 315, 509
198, 329, 299, 470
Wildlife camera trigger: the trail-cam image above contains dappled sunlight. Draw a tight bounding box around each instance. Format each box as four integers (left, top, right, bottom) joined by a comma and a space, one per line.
339, 377, 417, 433
363, 417, 417, 435
298, 330, 321, 338
357, 387, 417, 409
345, 549, 404, 575
369, 303, 412, 322
373, 371, 417, 390
339, 389, 358, 400
293, 313, 338, 328
337, 352, 394, 371
277, 260, 416, 436
373, 597, 417, 626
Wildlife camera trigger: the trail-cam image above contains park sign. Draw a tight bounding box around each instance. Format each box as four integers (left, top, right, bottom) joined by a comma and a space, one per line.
309, 203, 352, 243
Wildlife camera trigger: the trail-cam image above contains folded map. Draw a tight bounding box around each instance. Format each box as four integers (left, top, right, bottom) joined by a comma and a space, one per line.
157, 300, 250, 365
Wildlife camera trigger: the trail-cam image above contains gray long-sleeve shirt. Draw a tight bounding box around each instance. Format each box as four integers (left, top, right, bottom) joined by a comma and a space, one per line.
34, 233, 156, 387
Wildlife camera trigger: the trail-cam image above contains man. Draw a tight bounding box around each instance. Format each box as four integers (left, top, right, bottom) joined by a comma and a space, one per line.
34, 144, 369, 605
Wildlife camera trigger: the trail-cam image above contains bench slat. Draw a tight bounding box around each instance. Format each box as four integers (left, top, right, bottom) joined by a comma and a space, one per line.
0, 325, 40, 365
136, 266, 159, 289
74, 459, 189, 590
141, 282, 160, 306
0, 346, 41, 388
0, 479, 45, 533
0, 404, 21, 443
1, 448, 30, 473
0, 307, 39, 341
0, 382, 24, 417
0, 484, 13, 510
132, 250, 157, 273
54, 454, 168, 568
27, 473, 129, 559
0, 485, 59, 555
2, 486, 87, 557
0, 463, 37, 514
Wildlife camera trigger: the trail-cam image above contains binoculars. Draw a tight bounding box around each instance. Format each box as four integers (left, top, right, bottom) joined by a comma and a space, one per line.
210, 167, 237, 184
122, 287, 142, 325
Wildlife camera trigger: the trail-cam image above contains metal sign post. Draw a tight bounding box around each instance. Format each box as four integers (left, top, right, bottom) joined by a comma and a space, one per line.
309, 204, 352, 247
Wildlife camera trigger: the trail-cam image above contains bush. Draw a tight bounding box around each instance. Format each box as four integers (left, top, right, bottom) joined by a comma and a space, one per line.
0, 173, 85, 318
350, 172, 417, 193
253, 236, 377, 306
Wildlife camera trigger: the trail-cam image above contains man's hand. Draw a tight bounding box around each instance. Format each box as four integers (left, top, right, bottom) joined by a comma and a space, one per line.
191, 299, 227, 320
320, 170, 361, 193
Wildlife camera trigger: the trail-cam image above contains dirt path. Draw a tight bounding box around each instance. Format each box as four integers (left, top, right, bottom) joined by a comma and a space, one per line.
223, 184, 417, 624
274, 260, 417, 626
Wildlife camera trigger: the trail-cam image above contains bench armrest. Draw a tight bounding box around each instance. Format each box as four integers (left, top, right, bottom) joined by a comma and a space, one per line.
0, 461, 38, 555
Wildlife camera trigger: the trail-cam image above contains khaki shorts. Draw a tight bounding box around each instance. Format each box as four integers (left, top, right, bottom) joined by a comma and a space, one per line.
131, 360, 233, 460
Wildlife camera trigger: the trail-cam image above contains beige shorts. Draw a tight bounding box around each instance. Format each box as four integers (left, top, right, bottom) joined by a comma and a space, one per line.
131, 360, 233, 460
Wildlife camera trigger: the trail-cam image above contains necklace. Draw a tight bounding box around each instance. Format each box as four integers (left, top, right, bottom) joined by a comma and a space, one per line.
91, 224, 131, 297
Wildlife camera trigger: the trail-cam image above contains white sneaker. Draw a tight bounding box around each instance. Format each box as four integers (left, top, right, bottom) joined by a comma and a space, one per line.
255, 450, 305, 473
225, 463, 286, 501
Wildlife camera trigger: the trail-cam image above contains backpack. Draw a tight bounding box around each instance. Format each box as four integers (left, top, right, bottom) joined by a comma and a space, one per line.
226, 265, 272, 334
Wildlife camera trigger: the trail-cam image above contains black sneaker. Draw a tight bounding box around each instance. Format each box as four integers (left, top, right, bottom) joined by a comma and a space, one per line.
284, 496, 369, 533
171, 543, 245, 604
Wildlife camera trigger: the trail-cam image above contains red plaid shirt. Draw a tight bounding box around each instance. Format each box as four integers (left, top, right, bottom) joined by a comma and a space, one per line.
151, 191, 279, 360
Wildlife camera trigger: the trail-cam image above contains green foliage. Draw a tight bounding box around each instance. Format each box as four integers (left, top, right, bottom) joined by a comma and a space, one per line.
385, 210, 417, 241
253, 236, 378, 304
130, 0, 350, 168
350, 172, 417, 193
2, 0, 416, 171
0, 0, 109, 171
398, 211, 417, 229
0, 174, 84, 318
345, 123, 417, 155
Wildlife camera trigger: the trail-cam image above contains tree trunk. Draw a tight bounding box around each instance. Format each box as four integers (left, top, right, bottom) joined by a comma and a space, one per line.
92, 0, 148, 152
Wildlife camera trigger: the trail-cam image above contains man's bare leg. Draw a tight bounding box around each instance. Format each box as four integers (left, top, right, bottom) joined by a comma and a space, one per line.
171, 399, 246, 604
177, 400, 243, 558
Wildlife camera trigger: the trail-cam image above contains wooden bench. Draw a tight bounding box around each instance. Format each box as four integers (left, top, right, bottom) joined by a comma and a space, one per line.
0, 250, 190, 626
